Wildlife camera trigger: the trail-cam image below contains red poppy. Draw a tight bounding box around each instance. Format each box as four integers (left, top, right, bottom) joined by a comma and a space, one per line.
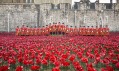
18, 57, 23, 63
77, 52, 83, 59
73, 61, 80, 66
87, 63, 93, 68
41, 59, 48, 65
89, 54, 94, 59
117, 54, 119, 61
101, 68, 107, 71
81, 57, 88, 63
36, 58, 41, 64
62, 61, 70, 67
61, 54, 68, 59
28, 60, 34, 65
111, 60, 118, 64
23, 59, 29, 65
54, 61, 61, 67
116, 62, 119, 69
0, 66, 9, 71
73, 61, 83, 71
8, 58, 16, 64
31, 53, 36, 59
106, 66, 114, 71
15, 66, 23, 71
86, 52, 90, 57
45, 51, 51, 57
102, 58, 110, 65
31, 65, 40, 71
52, 67, 60, 71
87, 67, 96, 71
95, 57, 100, 63
50, 55, 57, 63
69, 54, 75, 62
44, 56, 49, 60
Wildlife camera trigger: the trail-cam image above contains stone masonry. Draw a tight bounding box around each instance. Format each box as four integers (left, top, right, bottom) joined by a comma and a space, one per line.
0, 1, 119, 32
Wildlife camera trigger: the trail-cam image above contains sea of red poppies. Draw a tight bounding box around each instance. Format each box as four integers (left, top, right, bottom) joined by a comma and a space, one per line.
0, 33, 119, 71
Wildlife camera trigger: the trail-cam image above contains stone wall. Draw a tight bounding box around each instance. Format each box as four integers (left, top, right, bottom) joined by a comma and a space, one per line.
0, 4, 38, 32
0, 3, 119, 32
34, 0, 72, 5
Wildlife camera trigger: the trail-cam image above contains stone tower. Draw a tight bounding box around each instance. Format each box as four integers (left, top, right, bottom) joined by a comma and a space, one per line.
117, 0, 119, 3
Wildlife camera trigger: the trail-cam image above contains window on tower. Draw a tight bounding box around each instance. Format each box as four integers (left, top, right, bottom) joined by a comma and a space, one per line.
26, 0, 34, 3
105, 4, 112, 9
90, 3, 95, 9
74, 2, 79, 9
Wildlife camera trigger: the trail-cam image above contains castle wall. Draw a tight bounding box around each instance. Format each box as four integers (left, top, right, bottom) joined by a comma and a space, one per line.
34, 0, 72, 5
0, 3, 119, 32
0, 4, 38, 32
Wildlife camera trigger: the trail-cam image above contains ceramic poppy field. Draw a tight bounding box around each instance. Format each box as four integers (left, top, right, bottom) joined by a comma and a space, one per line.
0, 33, 119, 71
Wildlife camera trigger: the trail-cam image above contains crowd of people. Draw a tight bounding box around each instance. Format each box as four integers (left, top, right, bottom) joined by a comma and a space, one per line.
16, 22, 109, 36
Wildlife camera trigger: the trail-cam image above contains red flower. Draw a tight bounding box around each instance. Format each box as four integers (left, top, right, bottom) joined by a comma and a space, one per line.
0, 66, 9, 71
54, 61, 61, 67
111, 60, 118, 64
117, 54, 119, 61
73, 61, 83, 71
89, 54, 94, 59
116, 62, 119, 69
106, 66, 114, 71
102, 58, 110, 65
95, 57, 100, 63
23, 59, 29, 65
77, 52, 83, 59
18, 57, 23, 63
69, 54, 75, 62
8, 58, 16, 64
87, 67, 96, 71
31, 53, 36, 59
62, 61, 70, 67
73, 61, 80, 66
50, 55, 56, 63
44, 56, 49, 60
52, 67, 60, 71
28, 60, 34, 65
15, 66, 23, 71
31, 65, 40, 71
75, 65, 84, 71
36, 58, 41, 64
101, 66, 114, 71
81, 57, 88, 63
101, 68, 107, 71
45, 51, 51, 57
41, 59, 48, 65
60, 58, 65, 63
61, 54, 68, 59
87, 63, 93, 68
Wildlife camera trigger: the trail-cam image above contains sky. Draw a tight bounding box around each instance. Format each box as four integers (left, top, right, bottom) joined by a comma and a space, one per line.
72, 0, 117, 5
